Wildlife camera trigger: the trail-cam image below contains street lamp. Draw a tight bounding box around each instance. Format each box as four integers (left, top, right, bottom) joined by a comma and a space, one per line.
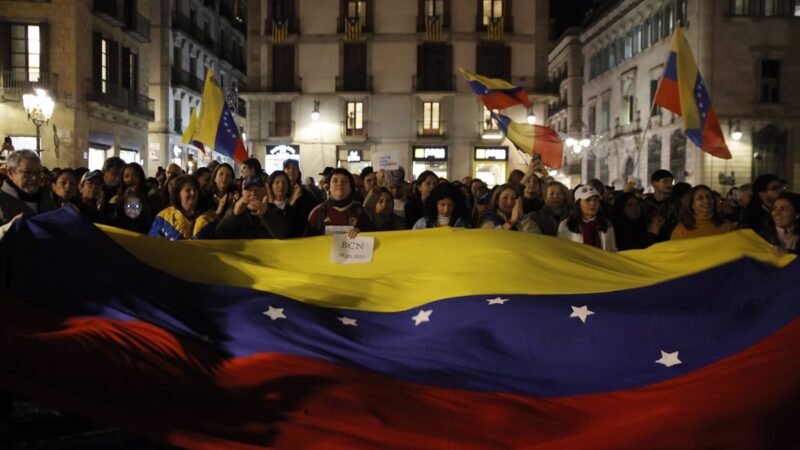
730, 120, 742, 141
526, 108, 536, 125
22, 88, 54, 157
311, 99, 320, 121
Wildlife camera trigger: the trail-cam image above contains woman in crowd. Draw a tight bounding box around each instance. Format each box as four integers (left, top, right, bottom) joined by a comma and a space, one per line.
149, 175, 217, 240
74, 170, 104, 223
282, 159, 318, 233
671, 184, 735, 240
531, 181, 570, 236
266, 170, 306, 237
480, 184, 540, 233
215, 174, 290, 240
49, 168, 78, 207
739, 174, 782, 234
472, 189, 491, 228
412, 182, 469, 229
558, 185, 616, 251
521, 173, 545, 214
206, 163, 237, 217
114, 162, 156, 232
372, 188, 407, 231
305, 168, 374, 237
610, 192, 660, 250
760, 192, 800, 254
405, 170, 438, 228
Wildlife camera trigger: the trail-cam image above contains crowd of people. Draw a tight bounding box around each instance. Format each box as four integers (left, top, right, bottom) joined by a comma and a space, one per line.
0, 149, 798, 255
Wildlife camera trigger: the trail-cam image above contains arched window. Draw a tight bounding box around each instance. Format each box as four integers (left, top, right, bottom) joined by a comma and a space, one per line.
647, 135, 662, 179
752, 124, 788, 179
669, 130, 687, 182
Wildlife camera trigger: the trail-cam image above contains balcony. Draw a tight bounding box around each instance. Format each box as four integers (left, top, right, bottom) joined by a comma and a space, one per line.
172, 13, 217, 52
267, 75, 302, 93
337, 16, 372, 35
341, 121, 368, 141
413, 75, 455, 92
336, 75, 372, 92
265, 18, 300, 37
416, 14, 450, 34
416, 120, 446, 138
0, 71, 59, 100
124, 13, 151, 42
269, 121, 295, 138
171, 67, 204, 93
87, 79, 155, 120
93, 0, 124, 26
228, 96, 247, 118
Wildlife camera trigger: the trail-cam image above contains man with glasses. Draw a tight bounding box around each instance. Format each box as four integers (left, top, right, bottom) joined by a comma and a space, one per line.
0, 150, 57, 239
738, 173, 783, 234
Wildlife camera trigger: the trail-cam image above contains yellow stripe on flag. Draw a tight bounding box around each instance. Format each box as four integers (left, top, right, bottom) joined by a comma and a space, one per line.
194, 70, 225, 149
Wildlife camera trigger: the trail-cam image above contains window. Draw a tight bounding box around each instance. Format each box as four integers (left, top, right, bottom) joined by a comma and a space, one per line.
608, 44, 616, 68
346, 101, 364, 135
759, 59, 781, 103
752, 124, 788, 179
648, 135, 662, 177
10, 24, 41, 82
274, 102, 292, 136
101, 38, 109, 93
669, 130, 687, 182
422, 101, 441, 134
763, 0, 780, 15
651, 13, 661, 44
732, 0, 752, 15
600, 99, 610, 132
795, 0, 800, 15
588, 105, 596, 134
664, 5, 674, 36
621, 78, 635, 126
342, 42, 368, 91
482, 0, 503, 24
586, 153, 596, 180
426, 0, 444, 15
174, 99, 182, 133
419, 43, 454, 90
642, 20, 650, 50
475, 42, 508, 80
348, 0, 367, 24
650, 79, 662, 115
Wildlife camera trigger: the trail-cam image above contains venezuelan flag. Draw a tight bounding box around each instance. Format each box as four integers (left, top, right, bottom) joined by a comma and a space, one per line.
460, 68, 532, 111
194, 69, 248, 163
654, 26, 731, 160
2, 208, 800, 449
181, 107, 206, 154
492, 112, 564, 169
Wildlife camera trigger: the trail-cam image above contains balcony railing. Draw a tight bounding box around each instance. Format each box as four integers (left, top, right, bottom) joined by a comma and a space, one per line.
269, 121, 295, 138
87, 79, 155, 120
413, 74, 455, 92
124, 13, 151, 42
172, 13, 218, 52
268, 75, 302, 93
416, 14, 450, 33
341, 121, 368, 140
171, 66, 204, 93
265, 18, 300, 37
93, 0, 124, 26
335, 75, 372, 92
0, 71, 59, 100
337, 16, 371, 34
416, 120, 446, 137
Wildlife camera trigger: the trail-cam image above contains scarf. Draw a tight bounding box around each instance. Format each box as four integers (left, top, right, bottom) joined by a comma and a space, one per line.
4, 178, 43, 203
777, 226, 798, 251
580, 218, 602, 249
437, 215, 451, 227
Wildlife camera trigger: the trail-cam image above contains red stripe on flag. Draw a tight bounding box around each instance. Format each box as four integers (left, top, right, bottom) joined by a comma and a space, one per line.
701, 106, 733, 160
2, 309, 800, 449
654, 77, 682, 115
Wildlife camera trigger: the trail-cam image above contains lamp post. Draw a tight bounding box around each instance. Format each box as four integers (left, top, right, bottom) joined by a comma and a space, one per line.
22, 88, 54, 157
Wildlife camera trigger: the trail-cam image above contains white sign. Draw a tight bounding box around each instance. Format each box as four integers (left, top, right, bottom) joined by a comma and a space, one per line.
372, 151, 400, 170
331, 235, 375, 264
324, 225, 353, 236
346, 150, 362, 162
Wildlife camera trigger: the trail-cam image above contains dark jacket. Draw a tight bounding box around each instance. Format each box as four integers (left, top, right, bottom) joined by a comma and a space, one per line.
0, 179, 58, 226
215, 205, 291, 239
643, 194, 681, 242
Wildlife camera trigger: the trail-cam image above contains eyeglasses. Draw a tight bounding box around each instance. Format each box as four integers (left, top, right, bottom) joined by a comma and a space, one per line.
767, 185, 787, 192
14, 169, 42, 178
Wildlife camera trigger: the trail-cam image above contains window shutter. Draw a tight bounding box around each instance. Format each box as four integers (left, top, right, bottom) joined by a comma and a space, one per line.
0, 21, 10, 72
444, 0, 451, 28
38, 22, 50, 76
122, 47, 132, 89
504, 0, 513, 32
445, 44, 453, 89
109, 41, 120, 84
475, 0, 483, 31
92, 32, 102, 91
416, 43, 425, 89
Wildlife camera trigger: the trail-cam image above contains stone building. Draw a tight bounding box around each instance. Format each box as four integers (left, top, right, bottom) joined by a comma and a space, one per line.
565, 0, 800, 191
242, 0, 553, 184
0, 0, 154, 170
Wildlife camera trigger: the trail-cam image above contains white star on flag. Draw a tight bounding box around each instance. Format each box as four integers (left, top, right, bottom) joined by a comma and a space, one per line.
263, 306, 286, 321
486, 297, 509, 305
655, 350, 682, 367
569, 305, 595, 324
338, 317, 358, 326
412, 309, 433, 326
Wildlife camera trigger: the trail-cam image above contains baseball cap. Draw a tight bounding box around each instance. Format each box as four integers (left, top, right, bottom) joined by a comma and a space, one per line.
80, 170, 103, 184
574, 185, 601, 201
283, 159, 299, 168
243, 174, 264, 190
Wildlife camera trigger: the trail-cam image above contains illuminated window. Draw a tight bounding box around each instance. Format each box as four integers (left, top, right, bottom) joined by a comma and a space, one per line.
346, 101, 364, 135
347, 0, 367, 25
482, 0, 503, 25
10, 24, 41, 82
423, 101, 440, 134
426, 0, 444, 15
101, 38, 109, 93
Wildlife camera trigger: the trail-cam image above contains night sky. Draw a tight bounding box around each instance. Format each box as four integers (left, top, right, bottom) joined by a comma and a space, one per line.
550, 0, 599, 40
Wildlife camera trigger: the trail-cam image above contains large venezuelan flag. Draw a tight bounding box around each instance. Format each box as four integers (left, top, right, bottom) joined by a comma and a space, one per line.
2, 208, 800, 449
194, 70, 248, 163
181, 107, 206, 155
492, 112, 564, 169
460, 68, 532, 111
654, 26, 731, 160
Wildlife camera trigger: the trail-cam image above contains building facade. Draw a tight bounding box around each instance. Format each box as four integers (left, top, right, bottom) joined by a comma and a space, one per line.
573, 0, 800, 192
148, 0, 247, 175
242, 0, 553, 185
0, 0, 154, 170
